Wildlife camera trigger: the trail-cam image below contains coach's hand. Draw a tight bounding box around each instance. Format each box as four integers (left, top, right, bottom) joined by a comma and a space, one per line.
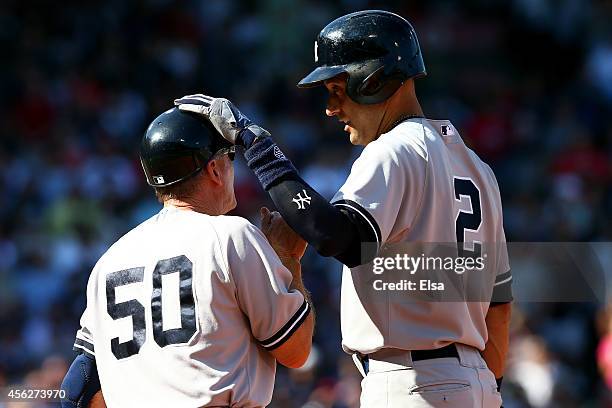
174, 94, 270, 147
260, 207, 307, 261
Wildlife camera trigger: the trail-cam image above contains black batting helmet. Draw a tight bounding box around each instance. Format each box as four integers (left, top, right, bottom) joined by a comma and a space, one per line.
297, 10, 426, 105
140, 108, 232, 187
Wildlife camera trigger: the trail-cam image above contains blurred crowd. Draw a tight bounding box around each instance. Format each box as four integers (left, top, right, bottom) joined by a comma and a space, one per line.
0, 0, 611, 407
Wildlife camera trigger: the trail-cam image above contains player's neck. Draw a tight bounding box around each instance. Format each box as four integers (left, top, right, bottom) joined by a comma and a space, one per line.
164, 197, 225, 216
380, 102, 424, 135
379, 84, 424, 135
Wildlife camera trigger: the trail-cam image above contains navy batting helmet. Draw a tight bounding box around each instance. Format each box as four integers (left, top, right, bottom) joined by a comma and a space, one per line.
297, 10, 426, 105
140, 108, 232, 187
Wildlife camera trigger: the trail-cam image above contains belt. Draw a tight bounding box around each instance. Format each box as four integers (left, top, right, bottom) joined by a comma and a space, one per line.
356, 344, 460, 376
411, 343, 459, 361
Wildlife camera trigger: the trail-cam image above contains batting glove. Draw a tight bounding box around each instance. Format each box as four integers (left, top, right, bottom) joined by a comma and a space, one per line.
174, 94, 271, 147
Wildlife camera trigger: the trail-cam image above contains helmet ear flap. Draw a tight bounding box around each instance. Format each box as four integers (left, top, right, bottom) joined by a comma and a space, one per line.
358, 65, 386, 97
349, 64, 405, 105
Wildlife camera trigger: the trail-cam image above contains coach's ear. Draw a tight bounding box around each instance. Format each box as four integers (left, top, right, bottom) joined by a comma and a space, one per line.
205, 159, 223, 186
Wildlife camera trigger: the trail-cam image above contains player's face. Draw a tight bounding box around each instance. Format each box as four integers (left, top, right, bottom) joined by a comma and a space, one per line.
324, 75, 384, 146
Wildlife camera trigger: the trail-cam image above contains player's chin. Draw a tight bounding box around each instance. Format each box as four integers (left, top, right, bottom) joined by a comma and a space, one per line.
348, 130, 360, 145
348, 130, 369, 146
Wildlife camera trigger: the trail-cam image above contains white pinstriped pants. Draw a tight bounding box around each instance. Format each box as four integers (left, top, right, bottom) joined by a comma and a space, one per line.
358, 344, 502, 408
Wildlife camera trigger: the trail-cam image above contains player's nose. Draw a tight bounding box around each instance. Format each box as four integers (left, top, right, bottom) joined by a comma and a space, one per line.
325, 108, 338, 117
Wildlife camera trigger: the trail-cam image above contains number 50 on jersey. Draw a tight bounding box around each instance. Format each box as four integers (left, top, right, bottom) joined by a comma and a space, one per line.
105, 255, 196, 360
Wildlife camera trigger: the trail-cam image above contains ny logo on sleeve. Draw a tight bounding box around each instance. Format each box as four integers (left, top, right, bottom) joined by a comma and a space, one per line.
292, 190, 312, 210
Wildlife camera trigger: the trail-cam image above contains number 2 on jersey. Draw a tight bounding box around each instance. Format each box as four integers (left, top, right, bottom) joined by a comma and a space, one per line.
453, 177, 482, 258
106, 255, 196, 360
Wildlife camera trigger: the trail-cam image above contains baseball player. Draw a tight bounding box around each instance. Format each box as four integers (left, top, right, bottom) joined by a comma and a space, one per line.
175, 10, 511, 408
60, 108, 314, 407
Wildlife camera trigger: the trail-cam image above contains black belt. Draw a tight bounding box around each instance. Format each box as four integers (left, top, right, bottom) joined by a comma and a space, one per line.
411, 344, 459, 361
358, 344, 460, 376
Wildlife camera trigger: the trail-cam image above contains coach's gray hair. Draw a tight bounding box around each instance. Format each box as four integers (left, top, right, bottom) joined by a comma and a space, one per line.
154, 170, 204, 203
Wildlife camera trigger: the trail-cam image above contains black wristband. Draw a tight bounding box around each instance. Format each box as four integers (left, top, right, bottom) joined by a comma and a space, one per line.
243, 137, 298, 190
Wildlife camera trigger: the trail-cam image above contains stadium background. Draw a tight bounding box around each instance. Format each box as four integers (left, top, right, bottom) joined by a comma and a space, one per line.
1, 0, 611, 406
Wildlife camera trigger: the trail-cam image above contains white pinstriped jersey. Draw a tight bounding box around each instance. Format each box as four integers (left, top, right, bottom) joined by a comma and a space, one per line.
331, 118, 511, 355
73, 206, 309, 407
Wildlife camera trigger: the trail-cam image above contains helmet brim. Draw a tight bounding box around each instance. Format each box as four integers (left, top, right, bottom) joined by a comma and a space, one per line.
297, 65, 348, 88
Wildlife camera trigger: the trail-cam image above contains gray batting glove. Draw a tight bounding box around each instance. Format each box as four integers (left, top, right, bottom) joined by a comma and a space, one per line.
174, 94, 271, 146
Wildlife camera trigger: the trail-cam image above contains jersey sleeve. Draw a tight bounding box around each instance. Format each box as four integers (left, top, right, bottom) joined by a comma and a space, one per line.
486, 167, 512, 304
222, 220, 310, 351
73, 307, 95, 358
331, 140, 424, 245
491, 227, 512, 303
73, 261, 102, 358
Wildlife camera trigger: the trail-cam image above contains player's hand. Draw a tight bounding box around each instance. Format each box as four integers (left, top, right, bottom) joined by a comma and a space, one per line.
173, 94, 270, 146
260, 206, 307, 261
